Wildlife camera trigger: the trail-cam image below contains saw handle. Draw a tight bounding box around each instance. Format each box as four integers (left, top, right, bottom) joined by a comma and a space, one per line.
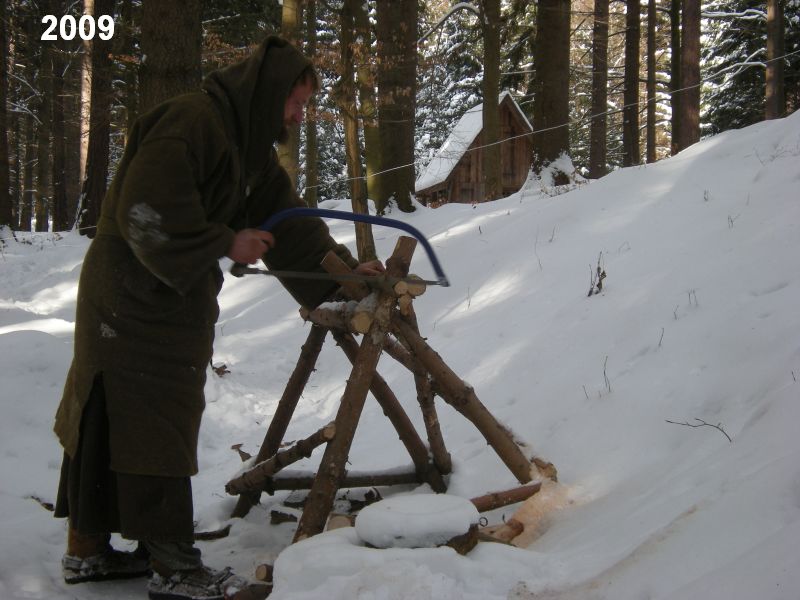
232, 207, 450, 286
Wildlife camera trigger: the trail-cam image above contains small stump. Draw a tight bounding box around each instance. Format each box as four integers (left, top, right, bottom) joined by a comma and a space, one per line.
355, 494, 479, 555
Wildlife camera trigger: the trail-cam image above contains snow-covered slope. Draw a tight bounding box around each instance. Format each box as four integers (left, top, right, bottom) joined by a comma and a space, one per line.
1, 111, 798, 600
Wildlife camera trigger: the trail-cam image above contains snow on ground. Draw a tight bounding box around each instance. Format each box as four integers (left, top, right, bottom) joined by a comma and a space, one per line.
1, 111, 799, 600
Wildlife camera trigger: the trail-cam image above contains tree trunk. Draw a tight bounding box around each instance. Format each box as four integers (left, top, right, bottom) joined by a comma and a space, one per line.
765, 0, 785, 119
677, 0, 700, 151
118, 0, 138, 142
278, 0, 302, 189
64, 43, 83, 228
304, 0, 319, 208
338, 0, 377, 262
49, 0, 69, 232
35, 18, 52, 233
646, 0, 657, 163
669, 0, 681, 155
481, 0, 502, 201
80, 0, 93, 185
21, 113, 34, 231
375, 0, 417, 213
623, 0, 641, 167
79, 0, 116, 237
139, 0, 201, 113
589, 0, 609, 178
532, 0, 571, 175
353, 0, 381, 207
0, 0, 11, 228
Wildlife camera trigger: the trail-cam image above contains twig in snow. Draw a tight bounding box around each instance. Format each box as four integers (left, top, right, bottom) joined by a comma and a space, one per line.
603, 356, 612, 394
549, 226, 557, 243
534, 229, 543, 270
658, 327, 665, 348
674, 305, 680, 320
583, 385, 589, 400
665, 418, 732, 443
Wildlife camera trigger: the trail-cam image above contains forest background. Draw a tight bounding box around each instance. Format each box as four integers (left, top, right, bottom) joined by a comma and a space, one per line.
0, 0, 798, 254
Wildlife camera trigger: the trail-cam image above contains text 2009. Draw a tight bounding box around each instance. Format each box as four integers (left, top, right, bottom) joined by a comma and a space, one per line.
41, 15, 114, 41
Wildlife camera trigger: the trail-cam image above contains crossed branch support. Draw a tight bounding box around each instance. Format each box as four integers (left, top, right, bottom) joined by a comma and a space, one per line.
226, 236, 538, 543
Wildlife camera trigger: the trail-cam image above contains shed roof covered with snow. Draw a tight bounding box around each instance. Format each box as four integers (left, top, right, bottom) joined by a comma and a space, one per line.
415, 91, 533, 206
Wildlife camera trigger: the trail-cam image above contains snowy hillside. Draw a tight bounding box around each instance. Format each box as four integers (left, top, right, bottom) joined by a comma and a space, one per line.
1, 110, 799, 600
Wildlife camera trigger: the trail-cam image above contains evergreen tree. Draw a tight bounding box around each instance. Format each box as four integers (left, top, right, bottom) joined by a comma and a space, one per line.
702, 0, 800, 135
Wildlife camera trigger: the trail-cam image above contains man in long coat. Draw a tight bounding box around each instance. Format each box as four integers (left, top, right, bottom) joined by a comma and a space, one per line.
53, 36, 382, 600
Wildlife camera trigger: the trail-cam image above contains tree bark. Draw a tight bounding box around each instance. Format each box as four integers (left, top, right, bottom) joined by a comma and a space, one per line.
391, 318, 534, 484
646, 0, 657, 163
398, 308, 452, 475
589, 0, 609, 178
375, 0, 417, 213
677, 0, 700, 151
532, 0, 571, 175
35, 15, 52, 233
293, 238, 416, 542
79, 0, 116, 237
278, 0, 302, 188
0, 0, 11, 228
331, 329, 446, 492
480, 0, 502, 201
49, 0, 69, 231
623, 0, 641, 167
470, 483, 542, 512
139, 0, 201, 113
304, 0, 319, 208
80, 0, 93, 184
352, 1, 381, 207
338, 0, 377, 262
271, 469, 422, 491
225, 423, 336, 496
765, 0, 785, 119
669, 0, 681, 155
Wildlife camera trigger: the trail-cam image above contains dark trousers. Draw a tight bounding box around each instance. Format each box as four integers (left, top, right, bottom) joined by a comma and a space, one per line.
55, 375, 202, 570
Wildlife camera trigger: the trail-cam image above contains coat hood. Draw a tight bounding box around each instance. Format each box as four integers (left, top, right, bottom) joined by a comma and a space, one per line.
202, 36, 311, 177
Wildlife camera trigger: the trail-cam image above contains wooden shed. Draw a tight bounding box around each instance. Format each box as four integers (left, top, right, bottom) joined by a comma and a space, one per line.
415, 92, 533, 207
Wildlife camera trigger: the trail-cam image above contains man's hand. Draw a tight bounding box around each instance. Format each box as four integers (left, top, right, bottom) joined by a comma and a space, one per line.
227, 229, 275, 264
354, 259, 386, 277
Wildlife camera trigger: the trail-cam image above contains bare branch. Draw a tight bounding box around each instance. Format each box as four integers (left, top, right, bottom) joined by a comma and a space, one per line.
665, 418, 732, 443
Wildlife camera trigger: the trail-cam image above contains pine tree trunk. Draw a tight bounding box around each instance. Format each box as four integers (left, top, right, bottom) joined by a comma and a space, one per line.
49, 0, 69, 232
339, 0, 377, 262
278, 0, 302, 189
589, 0, 609, 178
35, 25, 52, 233
646, 0, 657, 163
139, 0, 201, 113
375, 0, 417, 213
64, 47, 82, 228
353, 0, 381, 207
623, 0, 641, 167
304, 0, 319, 208
765, 0, 785, 119
669, 0, 681, 155
481, 0, 502, 201
79, 0, 116, 236
677, 0, 700, 151
80, 0, 93, 184
0, 0, 11, 229
119, 0, 138, 142
532, 0, 571, 175
21, 113, 34, 231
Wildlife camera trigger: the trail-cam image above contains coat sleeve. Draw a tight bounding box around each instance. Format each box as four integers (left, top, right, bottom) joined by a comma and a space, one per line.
247, 157, 359, 309
114, 136, 236, 295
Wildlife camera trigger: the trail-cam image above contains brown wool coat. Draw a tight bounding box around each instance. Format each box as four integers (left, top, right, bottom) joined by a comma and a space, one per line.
54, 37, 358, 477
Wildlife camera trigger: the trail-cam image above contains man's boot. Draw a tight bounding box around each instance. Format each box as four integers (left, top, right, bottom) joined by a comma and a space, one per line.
62, 528, 150, 584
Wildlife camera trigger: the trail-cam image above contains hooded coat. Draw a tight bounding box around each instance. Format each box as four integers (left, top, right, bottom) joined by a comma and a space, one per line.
54, 37, 358, 478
